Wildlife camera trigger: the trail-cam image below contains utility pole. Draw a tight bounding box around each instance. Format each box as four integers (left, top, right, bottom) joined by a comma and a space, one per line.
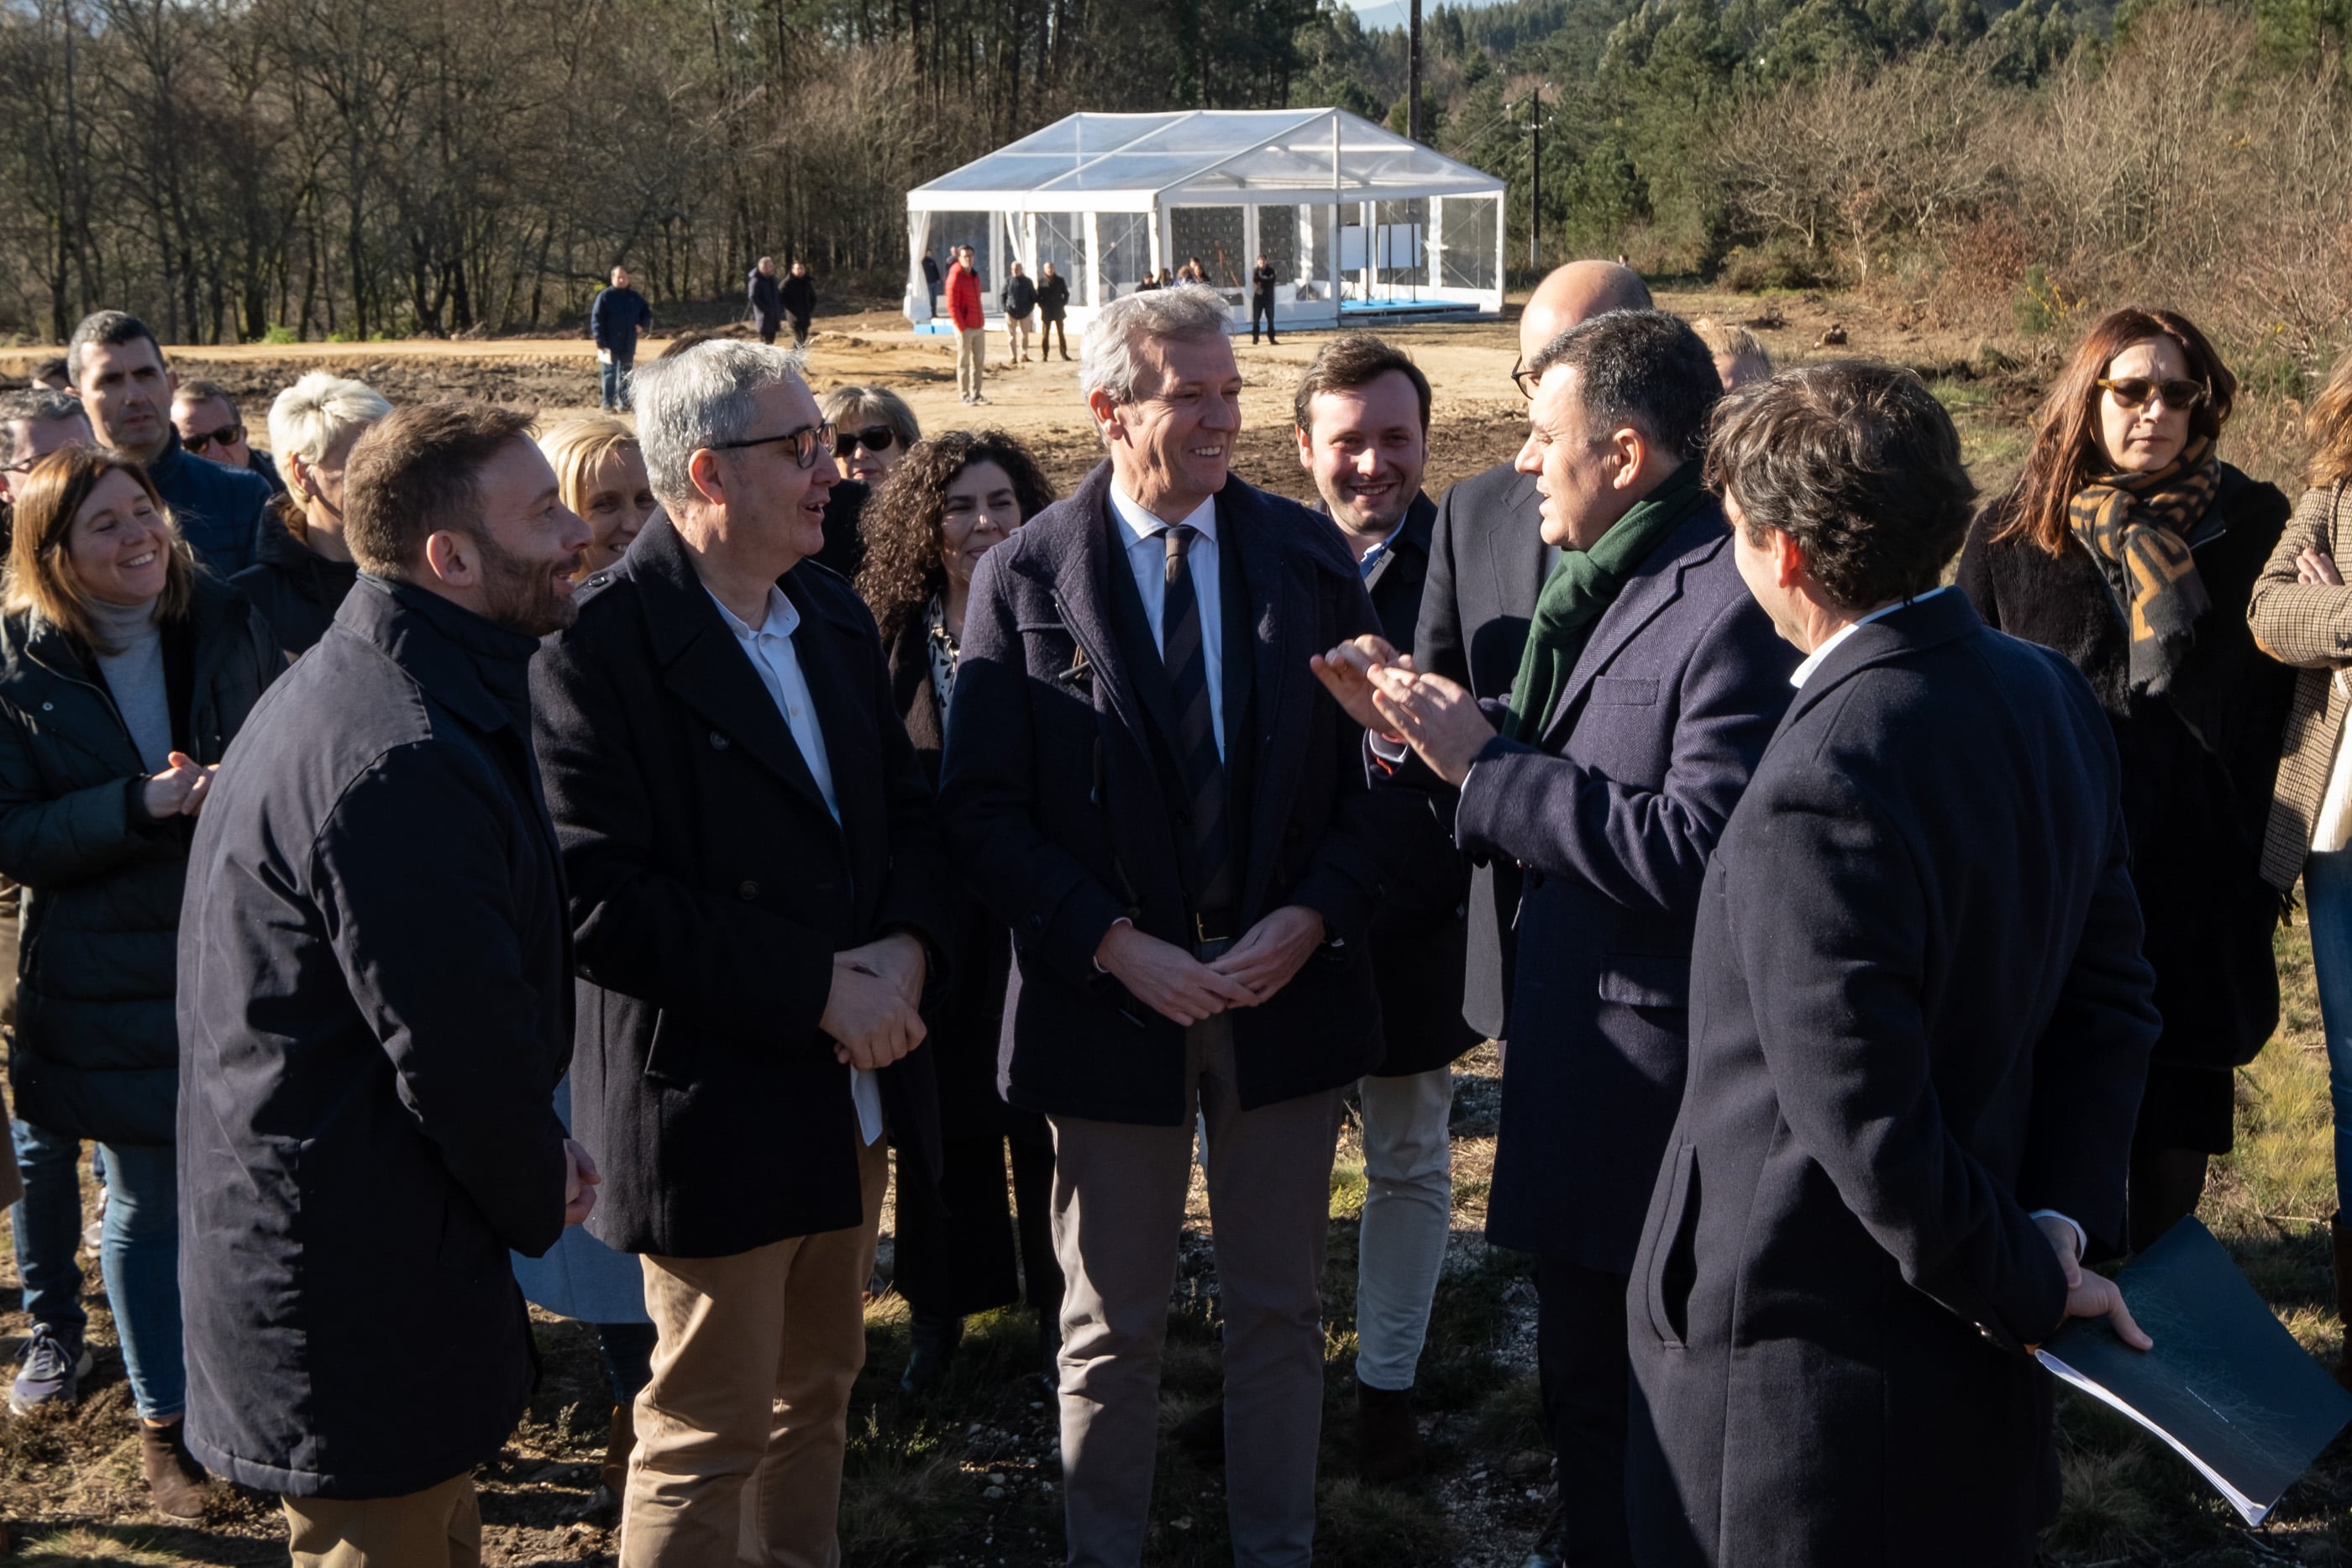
1408, 0, 1423, 143
1520, 87, 1550, 270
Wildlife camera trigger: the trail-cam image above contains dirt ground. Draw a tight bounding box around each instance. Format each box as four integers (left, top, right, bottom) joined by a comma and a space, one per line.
0, 292, 2124, 1566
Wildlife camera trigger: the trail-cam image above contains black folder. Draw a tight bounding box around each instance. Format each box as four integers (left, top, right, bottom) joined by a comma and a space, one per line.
2035, 1216, 2352, 1524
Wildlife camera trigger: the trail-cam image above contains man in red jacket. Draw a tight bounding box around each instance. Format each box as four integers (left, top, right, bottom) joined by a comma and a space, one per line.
947, 245, 987, 406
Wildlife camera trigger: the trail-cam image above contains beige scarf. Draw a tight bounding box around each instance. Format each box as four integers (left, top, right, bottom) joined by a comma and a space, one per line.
2067, 436, 2220, 695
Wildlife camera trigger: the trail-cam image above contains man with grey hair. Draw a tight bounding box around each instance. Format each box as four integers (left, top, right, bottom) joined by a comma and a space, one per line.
940, 286, 1411, 1566
530, 338, 949, 1566
0, 388, 92, 511
172, 379, 286, 496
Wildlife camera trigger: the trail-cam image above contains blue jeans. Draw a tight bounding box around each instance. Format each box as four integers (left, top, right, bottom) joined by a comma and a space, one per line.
2305, 851, 2352, 1216
10, 1119, 87, 1341
94, 1141, 184, 1420
600, 355, 634, 410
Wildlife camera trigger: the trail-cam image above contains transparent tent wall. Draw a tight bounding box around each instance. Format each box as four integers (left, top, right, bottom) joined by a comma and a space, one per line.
1096, 212, 1151, 301
1169, 207, 1247, 295
1296, 203, 1337, 303
1439, 195, 1501, 293
1374, 198, 1430, 297
1033, 213, 1087, 297
1257, 204, 1299, 289
929, 211, 997, 292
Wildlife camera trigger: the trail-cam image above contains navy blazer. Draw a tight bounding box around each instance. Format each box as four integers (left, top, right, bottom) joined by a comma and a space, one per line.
1416, 459, 1551, 1038
532, 517, 950, 1258
941, 460, 1410, 1125
1625, 592, 2160, 1568
1458, 501, 1797, 1272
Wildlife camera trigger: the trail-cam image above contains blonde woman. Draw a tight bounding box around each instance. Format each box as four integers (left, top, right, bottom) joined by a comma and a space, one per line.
2249, 342, 2352, 1382
233, 372, 392, 654
538, 416, 656, 579
1689, 317, 1773, 391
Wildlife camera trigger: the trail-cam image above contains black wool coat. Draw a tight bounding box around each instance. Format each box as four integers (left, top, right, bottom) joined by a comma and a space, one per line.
1415, 459, 1551, 1040
885, 608, 1038, 1145
177, 577, 572, 1500
533, 517, 952, 1259
230, 500, 361, 658
1625, 593, 2160, 1568
1357, 492, 1478, 1077
940, 461, 1413, 1125
0, 574, 281, 1146
1956, 466, 2293, 1152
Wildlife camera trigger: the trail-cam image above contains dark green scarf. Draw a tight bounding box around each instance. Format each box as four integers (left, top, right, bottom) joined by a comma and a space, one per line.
1505, 463, 1708, 743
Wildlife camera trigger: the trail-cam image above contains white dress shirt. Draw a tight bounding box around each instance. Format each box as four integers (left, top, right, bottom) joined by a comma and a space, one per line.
1788, 586, 1949, 688
1108, 481, 1226, 760
708, 585, 882, 1147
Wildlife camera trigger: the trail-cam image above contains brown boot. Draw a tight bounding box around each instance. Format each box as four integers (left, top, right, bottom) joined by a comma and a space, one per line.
2332, 1214, 2352, 1391
140, 1419, 207, 1519
601, 1402, 636, 1498
1356, 1378, 1425, 1486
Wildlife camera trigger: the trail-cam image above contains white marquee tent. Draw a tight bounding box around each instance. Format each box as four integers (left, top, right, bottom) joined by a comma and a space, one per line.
905, 108, 1506, 334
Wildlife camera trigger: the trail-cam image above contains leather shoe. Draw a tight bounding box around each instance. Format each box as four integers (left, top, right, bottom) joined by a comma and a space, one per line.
1519, 1496, 1567, 1568
1355, 1378, 1425, 1485
900, 1310, 963, 1396
140, 1419, 208, 1519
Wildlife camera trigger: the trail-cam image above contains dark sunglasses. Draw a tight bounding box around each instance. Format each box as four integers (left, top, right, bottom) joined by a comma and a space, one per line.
708, 422, 834, 470
1510, 356, 1539, 401
2097, 376, 2208, 412
183, 423, 242, 454
833, 425, 898, 459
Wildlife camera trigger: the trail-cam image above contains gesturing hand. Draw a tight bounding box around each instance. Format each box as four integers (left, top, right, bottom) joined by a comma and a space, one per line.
1309, 635, 1412, 740
2037, 1213, 2152, 1351
562, 1138, 601, 1227
1367, 666, 1494, 787
1208, 905, 1326, 1004
1095, 920, 1257, 1026
822, 959, 927, 1072
142, 752, 216, 820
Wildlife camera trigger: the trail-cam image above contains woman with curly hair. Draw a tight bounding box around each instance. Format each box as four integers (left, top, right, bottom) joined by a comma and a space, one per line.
2249, 341, 2352, 1381
1957, 306, 2295, 1254
855, 429, 1058, 1395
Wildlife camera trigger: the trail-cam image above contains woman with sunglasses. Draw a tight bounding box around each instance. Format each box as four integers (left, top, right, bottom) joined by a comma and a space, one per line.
2248, 343, 2352, 1380
854, 430, 1061, 1396
1958, 306, 2294, 1252
820, 385, 921, 490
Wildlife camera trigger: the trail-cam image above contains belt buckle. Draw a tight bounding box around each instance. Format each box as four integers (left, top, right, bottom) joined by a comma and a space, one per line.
1194, 909, 1236, 947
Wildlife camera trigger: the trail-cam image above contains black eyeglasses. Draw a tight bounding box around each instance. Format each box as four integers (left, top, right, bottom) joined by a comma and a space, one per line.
184, 423, 242, 454
833, 425, 897, 459
708, 422, 833, 469
2097, 376, 2208, 412
1510, 356, 1539, 401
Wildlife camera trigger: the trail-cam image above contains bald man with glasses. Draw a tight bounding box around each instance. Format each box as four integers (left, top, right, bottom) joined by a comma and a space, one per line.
530, 339, 950, 1566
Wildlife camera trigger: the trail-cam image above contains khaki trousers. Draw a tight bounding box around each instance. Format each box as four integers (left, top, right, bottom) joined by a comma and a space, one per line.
620, 1136, 887, 1568
1048, 1013, 1344, 1568
955, 328, 986, 398
1006, 313, 1033, 360
281, 1472, 479, 1568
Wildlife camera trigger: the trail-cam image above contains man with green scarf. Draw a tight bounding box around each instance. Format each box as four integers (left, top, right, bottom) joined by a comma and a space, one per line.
1314, 309, 1796, 1568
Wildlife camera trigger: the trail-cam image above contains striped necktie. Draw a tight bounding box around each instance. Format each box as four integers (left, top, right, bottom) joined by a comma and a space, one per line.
1160, 522, 1234, 915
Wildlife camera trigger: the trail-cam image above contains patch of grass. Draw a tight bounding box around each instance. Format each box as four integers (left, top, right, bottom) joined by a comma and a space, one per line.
13, 1526, 185, 1565
2043, 1449, 2161, 1558
838, 1448, 969, 1565
1329, 1160, 1368, 1219
1315, 1476, 1454, 1565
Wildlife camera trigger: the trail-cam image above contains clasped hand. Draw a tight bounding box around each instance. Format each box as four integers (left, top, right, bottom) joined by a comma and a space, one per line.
142, 752, 218, 820
561, 1138, 599, 1227
1310, 635, 1492, 786
2034, 1213, 2151, 1352
821, 931, 927, 1071
1093, 905, 1326, 1027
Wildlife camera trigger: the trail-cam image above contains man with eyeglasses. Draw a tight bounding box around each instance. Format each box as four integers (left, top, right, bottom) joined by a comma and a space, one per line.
0, 388, 92, 516
530, 339, 949, 1567
1415, 260, 1651, 1064
172, 380, 286, 496
66, 311, 274, 574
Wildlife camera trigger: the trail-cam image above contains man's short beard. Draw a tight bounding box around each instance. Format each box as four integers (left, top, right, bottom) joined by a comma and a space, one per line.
475, 530, 578, 637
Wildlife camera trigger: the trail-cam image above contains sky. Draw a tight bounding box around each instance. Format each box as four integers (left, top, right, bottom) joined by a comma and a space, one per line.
1347, 0, 1510, 31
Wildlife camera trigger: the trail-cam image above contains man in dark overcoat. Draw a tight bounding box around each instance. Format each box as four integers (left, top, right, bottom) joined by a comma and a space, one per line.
177, 402, 596, 1563
1318, 311, 1796, 1568
939, 284, 1411, 1567
1413, 261, 1652, 1046
1624, 362, 2161, 1567
531, 340, 949, 1566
